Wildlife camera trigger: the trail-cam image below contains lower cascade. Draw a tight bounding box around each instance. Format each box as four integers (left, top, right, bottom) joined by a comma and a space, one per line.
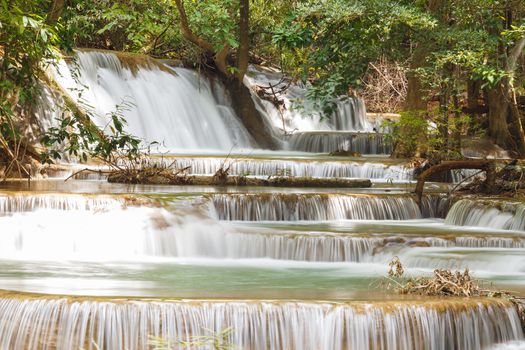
0, 297, 521, 350
210, 193, 445, 221
444, 199, 525, 231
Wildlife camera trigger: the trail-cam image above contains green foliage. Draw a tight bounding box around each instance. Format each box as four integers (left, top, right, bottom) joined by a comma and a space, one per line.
383, 111, 431, 158
0, 0, 146, 173
272, 0, 436, 114
41, 100, 143, 165
0, 0, 63, 173
64, 0, 182, 57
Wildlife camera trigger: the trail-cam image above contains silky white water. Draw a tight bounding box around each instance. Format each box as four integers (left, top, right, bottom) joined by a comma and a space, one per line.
0, 193, 522, 265
245, 65, 374, 133
12, 46, 525, 349
163, 156, 413, 180
0, 193, 125, 213
287, 131, 393, 154
0, 298, 521, 350
52, 50, 254, 151
210, 193, 446, 221
0, 188, 524, 348
445, 199, 525, 231
244, 65, 394, 153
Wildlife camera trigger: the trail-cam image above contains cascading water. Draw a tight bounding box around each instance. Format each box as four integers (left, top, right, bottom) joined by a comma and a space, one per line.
245, 65, 375, 133
210, 193, 445, 221
375, 246, 525, 273
287, 131, 393, 154
1, 192, 523, 263
445, 199, 525, 231
244, 65, 390, 153
5, 48, 525, 350
159, 157, 413, 180
0, 193, 126, 213
57, 156, 414, 182
0, 188, 525, 347
52, 50, 254, 151
0, 297, 521, 350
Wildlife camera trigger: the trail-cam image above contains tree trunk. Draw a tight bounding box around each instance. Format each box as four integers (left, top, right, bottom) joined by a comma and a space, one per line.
405, 48, 427, 111
46, 0, 65, 25
486, 81, 525, 156
487, 85, 514, 149
438, 82, 450, 151
509, 96, 525, 156
467, 79, 481, 111
173, 0, 276, 149
414, 160, 494, 205
237, 0, 249, 81
221, 76, 277, 149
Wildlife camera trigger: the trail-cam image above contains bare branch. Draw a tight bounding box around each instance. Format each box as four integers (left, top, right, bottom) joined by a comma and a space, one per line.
173, 0, 215, 53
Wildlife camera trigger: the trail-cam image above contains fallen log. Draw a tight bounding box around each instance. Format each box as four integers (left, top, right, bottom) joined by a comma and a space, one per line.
414, 160, 496, 205
108, 172, 372, 188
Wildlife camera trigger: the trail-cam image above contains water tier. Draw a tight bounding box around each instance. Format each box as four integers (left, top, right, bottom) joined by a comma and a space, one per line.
445, 199, 525, 231
210, 193, 445, 221
287, 132, 392, 154
0, 297, 520, 350
53, 50, 254, 151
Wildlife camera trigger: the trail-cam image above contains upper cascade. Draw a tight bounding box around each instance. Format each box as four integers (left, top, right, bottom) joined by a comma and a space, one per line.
52, 50, 255, 151
158, 157, 414, 181
244, 65, 375, 133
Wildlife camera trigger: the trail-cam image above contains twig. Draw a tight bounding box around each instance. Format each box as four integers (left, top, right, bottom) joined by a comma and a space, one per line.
449, 170, 483, 194
64, 168, 112, 182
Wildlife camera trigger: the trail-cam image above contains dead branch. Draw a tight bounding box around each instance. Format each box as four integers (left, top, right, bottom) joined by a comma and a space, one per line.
414, 160, 495, 205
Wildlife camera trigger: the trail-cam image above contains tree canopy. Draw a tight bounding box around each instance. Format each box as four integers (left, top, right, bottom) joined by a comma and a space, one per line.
1, 0, 525, 169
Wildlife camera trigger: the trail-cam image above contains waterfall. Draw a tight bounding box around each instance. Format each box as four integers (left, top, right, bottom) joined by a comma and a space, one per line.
0, 198, 238, 260
50, 157, 413, 181
210, 194, 444, 221
171, 231, 380, 261
153, 231, 525, 262
0, 297, 520, 350
1, 195, 523, 261
0, 193, 126, 213
245, 66, 375, 134
445, 199, 525, 231
52, 50, 254, 151
454, 236, 525, 248
287, 131, 393, 154
384, 246, 525, 272
151, 157, 414, 180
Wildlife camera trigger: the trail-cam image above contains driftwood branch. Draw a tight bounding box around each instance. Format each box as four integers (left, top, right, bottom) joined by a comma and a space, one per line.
414, 160, 495, 205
